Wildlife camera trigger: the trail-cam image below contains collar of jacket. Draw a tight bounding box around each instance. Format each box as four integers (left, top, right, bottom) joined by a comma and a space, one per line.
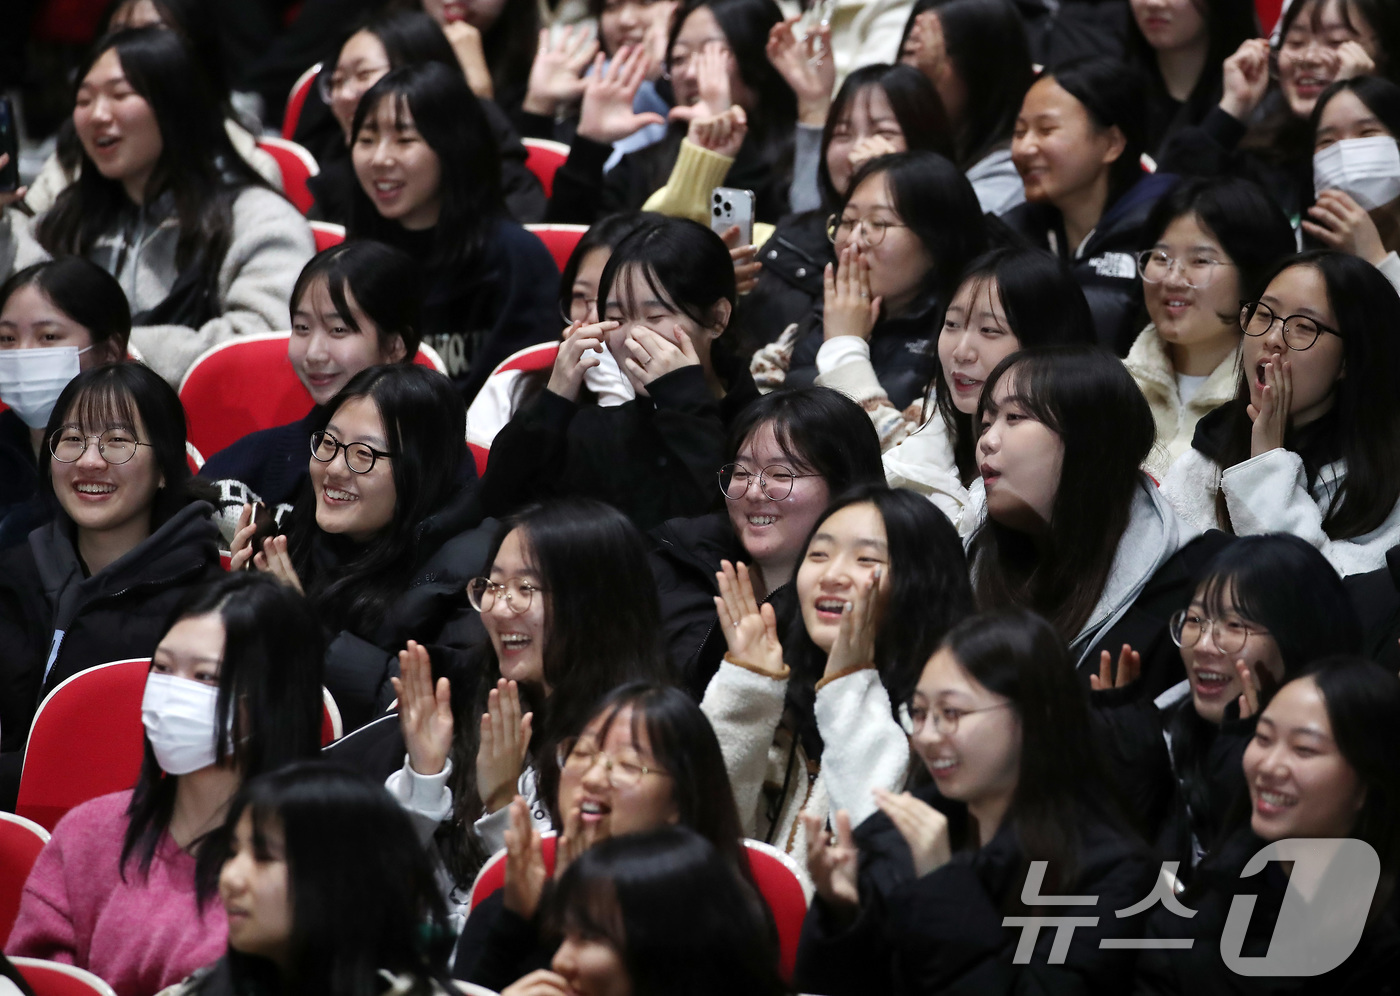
30, 499, 218, 628
1190, 397, 1345, 472
651, 510, 745, 582
1124, 324, 1240, 404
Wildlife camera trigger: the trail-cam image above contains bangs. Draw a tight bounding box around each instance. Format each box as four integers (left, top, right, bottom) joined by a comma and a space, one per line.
610, 260, 705, 327
60, 379, 141, 434
588, 696, 647, 754
1196, 568, 1264, 627
554, 869, 626, 949
980, 360, 1062, 436
245, 801, 286, 862
762, 417, 820, 475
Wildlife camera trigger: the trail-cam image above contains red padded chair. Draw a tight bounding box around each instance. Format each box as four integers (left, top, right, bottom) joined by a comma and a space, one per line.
309, 221, 346, 252
10, 959, 118, 996
257, 136, 320, 215
465, 836, 807, 982
467, 342, 560, 475
0, 813, 50, 947
525, 223, 588, 272
282, 62, 323, 141
522, 139, 570, 199
321, 688, 343, 745
178, 332, 447, 462
15, 659, 150, 832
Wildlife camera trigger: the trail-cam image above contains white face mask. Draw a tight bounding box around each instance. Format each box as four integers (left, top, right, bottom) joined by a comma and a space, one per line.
0, 345, 92, 429
1313, 136, 1400, 211
582, 344, 635, 406
141, 672, 229, 776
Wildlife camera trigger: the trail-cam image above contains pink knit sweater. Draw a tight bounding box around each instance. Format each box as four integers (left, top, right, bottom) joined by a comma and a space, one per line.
5, 791, 228, 996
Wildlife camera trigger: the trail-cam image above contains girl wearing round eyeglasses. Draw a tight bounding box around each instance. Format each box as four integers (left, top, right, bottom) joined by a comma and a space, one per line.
1163, 249, 1400, 576
650, 386, 885, 696
453, 682, 761, 991
797, 609, 1158, 993
1092, 534, 1361, 888
229, 364, 482, 732
327, 499, 668, 920
0, 363, 223, 775
1125, 175, 1296, 480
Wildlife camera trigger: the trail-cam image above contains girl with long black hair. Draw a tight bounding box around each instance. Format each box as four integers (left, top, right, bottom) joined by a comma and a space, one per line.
1162, 250, 1400, 576
8, 574, 324, 996
0, 28, 315, 385
347, 61, 559, 404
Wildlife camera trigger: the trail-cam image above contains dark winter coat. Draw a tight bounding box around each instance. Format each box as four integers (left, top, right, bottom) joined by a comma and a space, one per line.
732, 210, 832, 359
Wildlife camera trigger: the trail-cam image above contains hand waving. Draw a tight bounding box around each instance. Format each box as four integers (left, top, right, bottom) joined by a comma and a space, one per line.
714, 559, 785, 677
577, 44, 667, 144
390, 641, 453, 776
523, 26, 600, 116
766, 16, 834, 126
476, 679, 534, 815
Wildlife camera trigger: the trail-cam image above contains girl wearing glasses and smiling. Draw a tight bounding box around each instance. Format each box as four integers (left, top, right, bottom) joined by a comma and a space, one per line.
0, 363, 223, 780
795, 609, 1158, 995
1092, 534, 1362, 888
1124, 175, 1296, 480
1162, 249, 1400, 576
229, 364, 484, 732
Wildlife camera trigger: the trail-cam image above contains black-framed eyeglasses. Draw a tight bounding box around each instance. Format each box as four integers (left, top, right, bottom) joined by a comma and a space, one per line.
467, 576, 544, 614
826, 213, 908, 247
718, 463, 820, 501
1170, 608, 1265, 656
907, 701, 1012, 736
49, 427, 152, 465
1239, 301, 1340, 351
309, 430, 394, 474
556, 736, 670, 788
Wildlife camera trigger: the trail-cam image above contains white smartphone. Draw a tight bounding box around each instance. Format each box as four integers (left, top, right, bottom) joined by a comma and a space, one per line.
710, 186, 755, 246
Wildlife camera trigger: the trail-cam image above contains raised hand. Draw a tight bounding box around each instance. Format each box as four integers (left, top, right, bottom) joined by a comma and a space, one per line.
476, 679, 534, 815
766, 16, 834, 126
822, 246, 880, 342
619, 323, 700, 395
577, 45, 667, 144
688, 103, 747, 158
546, 320, 614, 402
1247, 356, 1291, 458
1303, 189, 1387, 264
668, 41, 734, 124
523, 25, 600, 117
720, 224, 761, 295
502, 797, 548, 918
822, 566, 880, 681
1219, 38, 1271, 121
390, 641, 453, 776
641, 1, 681, 77
1090, 643, 1141, 691
803, 809, 859, 911
714, 559, 786, 676
873, 788, 952, 877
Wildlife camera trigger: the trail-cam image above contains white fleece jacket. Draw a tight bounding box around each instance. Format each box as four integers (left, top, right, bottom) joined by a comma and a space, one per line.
700, 658, 912, 896
0, 185, 314, 384
1162, 446, 1400, 577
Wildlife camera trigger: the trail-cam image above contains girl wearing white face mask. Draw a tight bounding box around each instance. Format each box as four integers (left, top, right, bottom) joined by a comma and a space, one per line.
7, 573, 325, 996
796, 609, 1158, 995
0, 258, 130, 552
1305, 76, 1400, 282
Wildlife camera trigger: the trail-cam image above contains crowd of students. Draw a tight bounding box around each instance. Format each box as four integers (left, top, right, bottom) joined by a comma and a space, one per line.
4, 0, 1400, 993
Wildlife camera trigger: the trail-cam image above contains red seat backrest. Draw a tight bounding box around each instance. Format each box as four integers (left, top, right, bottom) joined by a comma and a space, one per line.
525, 223, 588, 272
470, 342, 561, 475
11, 959, 119, 996
521, 139, 570, 199
468, 832, 558, 911
282, 63, 322, 142
257, 137, 320, 215
0, 814, 50, 947
178, 333, 443, 461
310, 222, 346, 252
15, 660, 150, 832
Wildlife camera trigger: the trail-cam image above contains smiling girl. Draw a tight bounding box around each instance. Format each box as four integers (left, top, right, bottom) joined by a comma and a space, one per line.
1161, 250, 1400, 576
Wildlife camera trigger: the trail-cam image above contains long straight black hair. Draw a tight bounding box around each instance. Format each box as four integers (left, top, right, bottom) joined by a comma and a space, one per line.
440, 499, 669, 882
969, 345, 1157, 643
38, 28, 273, 276
123, 573, 325, 878
347, 62, 503, 274
1211, 250, 1400, 540
925, 247, 1095, 484
1, 257, 132, 358
786, 484, 974, 751
287, 365, 466, 634
196, 763, 453, 996
1038, 57, 1148, 209
899, 0, 1035, 168
937, 608, 1137, 893
290, 241, 423, 360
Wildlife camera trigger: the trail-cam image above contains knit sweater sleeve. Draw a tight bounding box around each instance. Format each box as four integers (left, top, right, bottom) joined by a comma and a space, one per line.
813, 337, 919, 449
130, 187, 315, 384
641, 139, 735, 225
6, 819, 80, 964
700, 659, 789, 838
813, 667, 910, 827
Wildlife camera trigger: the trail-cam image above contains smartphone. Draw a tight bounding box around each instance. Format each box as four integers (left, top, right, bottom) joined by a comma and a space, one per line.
711, 186, 755, 247
0, 98, 18, 193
